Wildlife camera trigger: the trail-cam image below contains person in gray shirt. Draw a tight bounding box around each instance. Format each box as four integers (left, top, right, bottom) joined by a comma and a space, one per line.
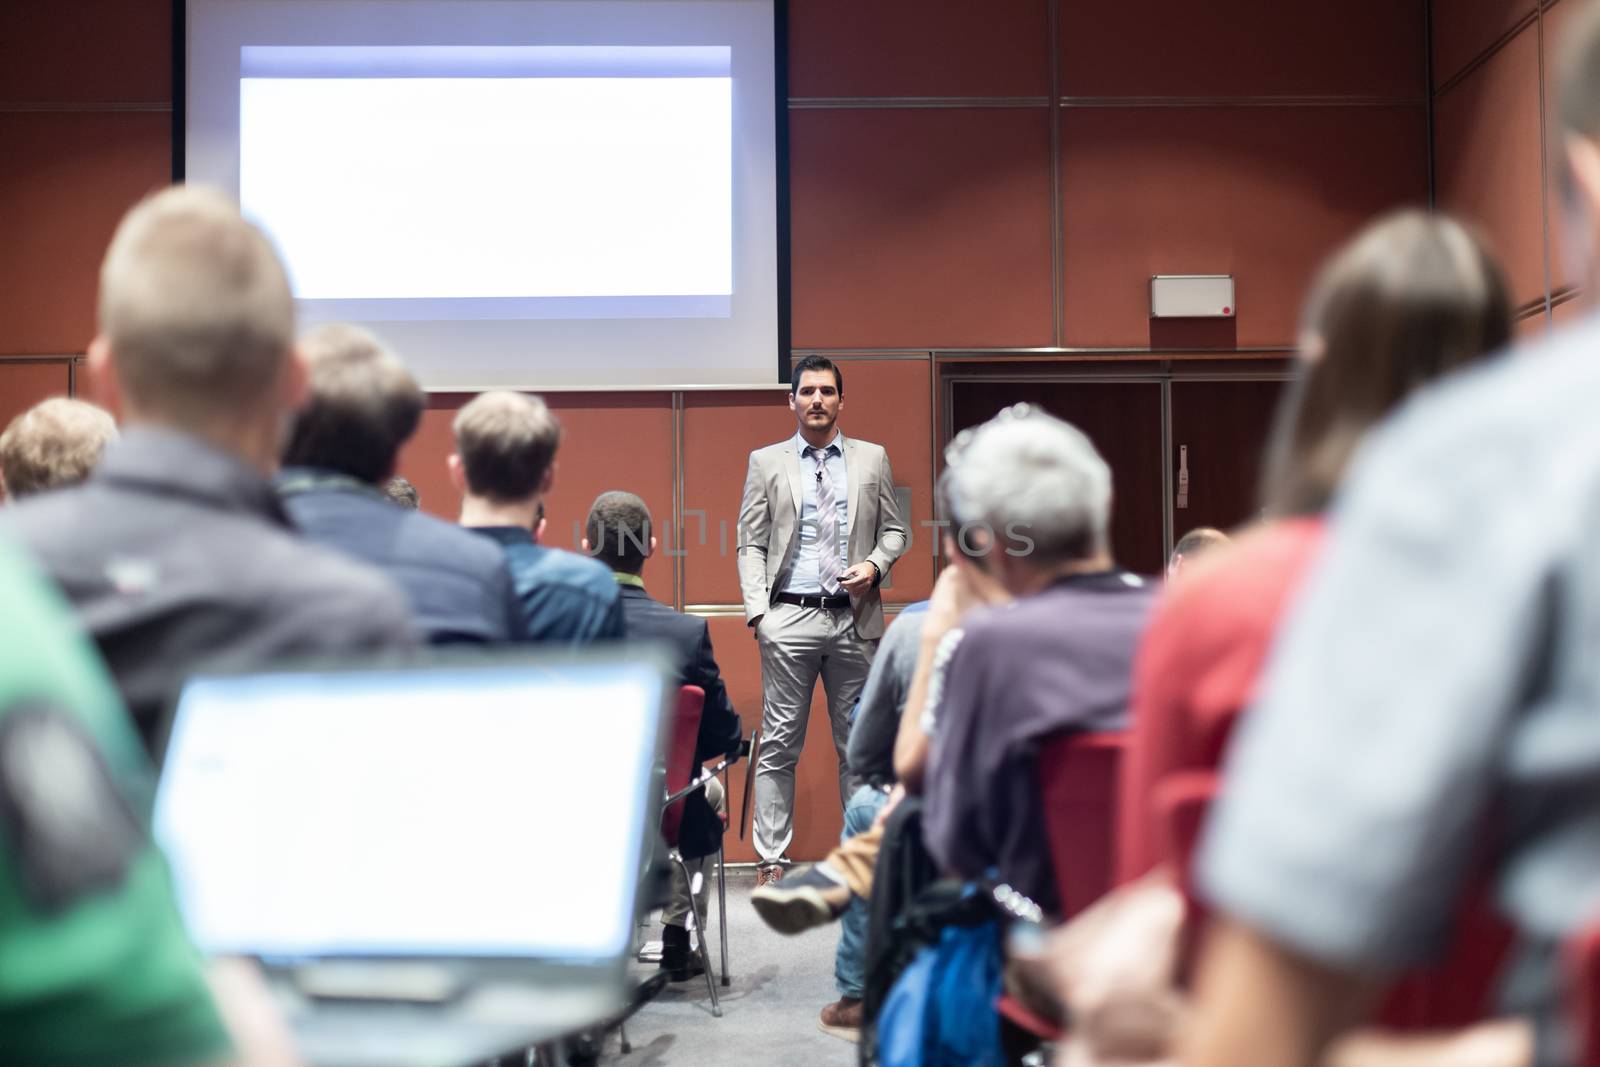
844, 600, 929, 789
1188, 14, 1600, 1064
2, 187, 417, 755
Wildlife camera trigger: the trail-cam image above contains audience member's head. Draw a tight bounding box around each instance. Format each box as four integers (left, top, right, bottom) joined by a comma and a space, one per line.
281, 324, 423, 484
1260, 210, 1510, 517
939, 404, 1113, 596
382, 475, 420, 509
0, 398, 117, 500
584, 491, 655, 575
1556, 1, 1600, 286
1166, 526, 1230, 581
450, 390, 563, 505
90, 186, 300, 468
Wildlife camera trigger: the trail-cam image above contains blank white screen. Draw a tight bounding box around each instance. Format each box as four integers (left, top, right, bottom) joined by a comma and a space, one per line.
154, 665, 662, 959
241, 74, 732, 301
188, 2, 779, 390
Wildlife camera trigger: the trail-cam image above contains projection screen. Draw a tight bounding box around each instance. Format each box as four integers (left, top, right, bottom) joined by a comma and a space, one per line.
185, 1, 784, 390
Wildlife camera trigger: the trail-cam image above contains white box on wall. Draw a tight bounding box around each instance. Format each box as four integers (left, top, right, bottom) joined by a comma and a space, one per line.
1150, 275, 1235, 318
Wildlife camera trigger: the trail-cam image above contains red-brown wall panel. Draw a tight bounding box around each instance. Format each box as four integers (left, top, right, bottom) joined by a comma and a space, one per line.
789, 108, 1054, 350
705, 614, 845, 863
1433, 0, 1538, 89
1544, 0, 1586, 294
1436, 26, 1548, 307
1552, 296, 1587, 328
1514, 309, 1551, 339
788, 0, 1048, 99
0, 0, 171, 104
1062, 1, 1424, 98
1060, 106, 1428, 348
394, 392, 675, 562
682, 390, 790, 606
0, 114, 169, 354
0, 362, 74, 501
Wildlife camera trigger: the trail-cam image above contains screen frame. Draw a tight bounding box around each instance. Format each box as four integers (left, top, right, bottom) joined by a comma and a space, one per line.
172, 0, 792, 387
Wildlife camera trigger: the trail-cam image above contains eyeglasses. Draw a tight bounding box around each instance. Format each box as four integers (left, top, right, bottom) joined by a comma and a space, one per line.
943, 402, 1043, 467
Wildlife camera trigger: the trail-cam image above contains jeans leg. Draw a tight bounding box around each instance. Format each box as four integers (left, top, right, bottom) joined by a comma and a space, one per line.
834, 785, 890, 999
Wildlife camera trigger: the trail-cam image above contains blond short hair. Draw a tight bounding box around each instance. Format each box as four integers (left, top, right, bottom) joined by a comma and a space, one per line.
452, 391, 562, 503
98, 185, 294, 423
0, 398, 118, 499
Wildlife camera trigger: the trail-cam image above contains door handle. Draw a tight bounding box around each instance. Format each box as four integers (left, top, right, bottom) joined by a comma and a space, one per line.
1177, 445, 1189, 510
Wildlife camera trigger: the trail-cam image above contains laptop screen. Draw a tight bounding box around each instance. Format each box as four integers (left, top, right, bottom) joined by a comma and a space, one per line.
154, 656, 668, 961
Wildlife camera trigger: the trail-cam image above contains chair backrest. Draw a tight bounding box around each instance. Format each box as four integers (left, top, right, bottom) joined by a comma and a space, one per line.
1153, 766, 1511, 1027
1038, 731, 1126, 920
1568, 913, 1600, 1067
659, 684, 705, 848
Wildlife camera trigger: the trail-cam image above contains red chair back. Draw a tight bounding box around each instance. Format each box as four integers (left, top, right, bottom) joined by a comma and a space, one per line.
659, 684, 705, 848
1377, 885, 1512, 1029
1039, 731, 1126, 919
1154, 767, 1511, 1025
1568, 913, 1600, 1067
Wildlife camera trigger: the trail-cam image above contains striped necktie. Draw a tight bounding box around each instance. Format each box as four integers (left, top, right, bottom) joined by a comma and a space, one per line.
811, 446, 841, 594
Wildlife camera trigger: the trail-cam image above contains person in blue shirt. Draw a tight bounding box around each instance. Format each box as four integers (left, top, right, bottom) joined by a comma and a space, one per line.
278, 324, 522, 645
450, 391, 624, 644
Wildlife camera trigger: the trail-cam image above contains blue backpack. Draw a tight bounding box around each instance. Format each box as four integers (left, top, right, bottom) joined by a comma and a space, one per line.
875, 913, 1005, 1067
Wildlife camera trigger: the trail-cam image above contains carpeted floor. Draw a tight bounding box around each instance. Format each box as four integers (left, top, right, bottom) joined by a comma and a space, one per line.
597, 866, 859, 1067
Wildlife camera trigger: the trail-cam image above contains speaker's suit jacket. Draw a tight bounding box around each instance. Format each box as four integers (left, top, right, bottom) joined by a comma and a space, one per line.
736, 434, 908, 640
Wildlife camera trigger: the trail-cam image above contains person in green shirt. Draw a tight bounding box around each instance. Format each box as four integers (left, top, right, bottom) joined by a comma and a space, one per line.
0, 536, 294, 1066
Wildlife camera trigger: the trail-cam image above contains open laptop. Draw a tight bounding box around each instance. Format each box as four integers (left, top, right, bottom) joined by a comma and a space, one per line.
153, 650, 673, 1067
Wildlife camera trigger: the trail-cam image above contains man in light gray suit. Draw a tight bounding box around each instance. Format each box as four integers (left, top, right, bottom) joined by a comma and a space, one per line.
738, 355, 908, 885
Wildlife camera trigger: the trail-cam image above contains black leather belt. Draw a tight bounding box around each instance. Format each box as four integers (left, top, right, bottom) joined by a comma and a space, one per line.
775, 592, 851, 610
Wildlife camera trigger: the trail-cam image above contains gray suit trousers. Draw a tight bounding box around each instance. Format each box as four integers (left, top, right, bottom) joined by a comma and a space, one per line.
753, 601, 877, 864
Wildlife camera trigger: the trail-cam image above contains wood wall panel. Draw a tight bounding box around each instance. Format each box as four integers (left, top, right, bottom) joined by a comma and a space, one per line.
705, 614, 845, 863
393, 392, 675, 556
682, 390, 789, 606
1060, 107, 1428, 348
789, 108, 1054, 350
1436, 26, 1548, 306
1552, 296, 1587, 328
1062, 1, 1423, 97
0, 363, 74, 501
1433, 0, 1538, 89
1514, 310, 1551, 339
0, 0, 171, 104
0, 114, 169, 354
1544, 0, 1586, 294
788, 0, 1048, 99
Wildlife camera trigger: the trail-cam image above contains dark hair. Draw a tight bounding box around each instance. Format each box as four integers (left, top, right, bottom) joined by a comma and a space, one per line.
282, 324, 422, 483
382, 476, 419, 509
1260, 210, 1511, 517
451, 391, 563, 504
585, 491, 652, 574
790, 355, 843, 395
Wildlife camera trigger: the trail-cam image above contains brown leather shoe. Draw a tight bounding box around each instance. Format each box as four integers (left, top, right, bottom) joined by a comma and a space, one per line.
818, 996, 863, 1042
755, 863, 784, 888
